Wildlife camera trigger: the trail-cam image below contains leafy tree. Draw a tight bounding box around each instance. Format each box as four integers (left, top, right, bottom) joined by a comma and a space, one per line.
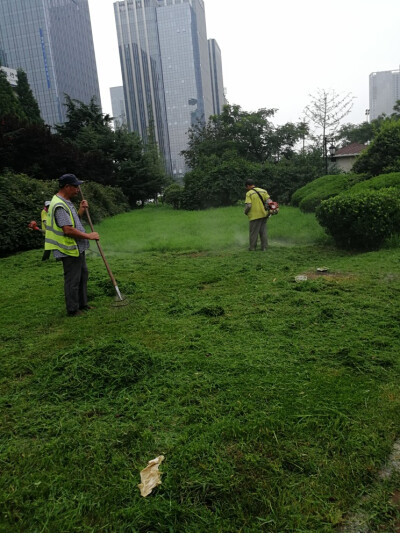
352, 120, 400, 176
391, 99, 400, 119
113, 128, 161, 207
179, 104, 321, 209
56, 95, 113, 139
182, 152, 262, 210
266, 148, 327, 204
182, 104, 305, 168
57, 97, 166, 201
15, 69, 43, 124
0, 115, 82, 179
335, 121, 376, 146
0, 68, 27, 121
142, 118, 167, 200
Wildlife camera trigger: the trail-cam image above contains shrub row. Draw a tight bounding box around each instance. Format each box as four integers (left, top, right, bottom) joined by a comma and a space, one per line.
0, 172, 129, 256
291, 173, 367, 213
341, 172, 400, 196
316, 188, 400, 250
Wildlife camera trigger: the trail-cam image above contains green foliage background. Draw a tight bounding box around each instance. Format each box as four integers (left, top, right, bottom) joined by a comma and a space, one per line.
0, 173, 129, 256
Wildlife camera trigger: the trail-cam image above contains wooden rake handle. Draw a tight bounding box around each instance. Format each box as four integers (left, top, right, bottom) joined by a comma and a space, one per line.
78, 186, 123, 299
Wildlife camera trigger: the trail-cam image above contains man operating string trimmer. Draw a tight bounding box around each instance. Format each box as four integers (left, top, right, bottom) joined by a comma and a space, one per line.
45, 174, 99, 317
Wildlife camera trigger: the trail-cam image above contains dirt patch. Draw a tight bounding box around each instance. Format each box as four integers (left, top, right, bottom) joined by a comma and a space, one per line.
379, 440, 400, 480
339, 439, 400, 532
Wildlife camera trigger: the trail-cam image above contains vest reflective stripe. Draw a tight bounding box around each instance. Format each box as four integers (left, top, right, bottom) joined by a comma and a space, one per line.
45, 237, 79, 251
45, 196, 79, 257
46, 225, 65, 237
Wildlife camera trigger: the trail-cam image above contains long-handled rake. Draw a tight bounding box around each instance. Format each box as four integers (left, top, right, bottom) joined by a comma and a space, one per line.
79, 187, 127, 306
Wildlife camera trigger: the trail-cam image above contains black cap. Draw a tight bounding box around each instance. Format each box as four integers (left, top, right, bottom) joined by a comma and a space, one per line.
59, 173, 84, 187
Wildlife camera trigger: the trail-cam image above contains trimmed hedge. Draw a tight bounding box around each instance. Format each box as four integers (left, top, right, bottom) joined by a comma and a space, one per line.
316, 188, 400, 250
0, 173, 129, 256
343, 172, 400, 195
291, 173, 367, 213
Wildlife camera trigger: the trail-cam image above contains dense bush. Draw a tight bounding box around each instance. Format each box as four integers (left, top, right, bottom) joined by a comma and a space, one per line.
291, 173, 367, 213
316, 188, 400, 250
182, 154, 261, 210
352, 120, 400, 176
262, 150, 327, 204
79, 181, 129, 224
0, 173, 129, 256
343, 172, 400, 195
163, 183, 184, 209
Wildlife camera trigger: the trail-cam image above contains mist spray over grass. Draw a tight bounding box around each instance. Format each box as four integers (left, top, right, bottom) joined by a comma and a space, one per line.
97, 205, 328, 254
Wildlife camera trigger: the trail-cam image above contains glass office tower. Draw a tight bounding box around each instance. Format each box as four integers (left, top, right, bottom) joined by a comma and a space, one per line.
0, 0, 101, 127
114, 0, 171, 172
208, 39, 225, 116
369, 69, 400, 120
110, 86, 127, 130
114, 0, 218, 178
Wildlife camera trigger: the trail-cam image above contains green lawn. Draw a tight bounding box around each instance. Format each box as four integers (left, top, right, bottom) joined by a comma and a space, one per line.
1, 206, 399, 532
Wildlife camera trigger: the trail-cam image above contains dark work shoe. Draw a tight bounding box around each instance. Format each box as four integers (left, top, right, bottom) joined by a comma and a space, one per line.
80, 305, 95, 311
67, 310, 83, 317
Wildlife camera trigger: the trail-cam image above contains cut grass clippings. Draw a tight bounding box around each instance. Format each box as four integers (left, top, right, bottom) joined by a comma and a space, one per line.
1, 205, 399, 532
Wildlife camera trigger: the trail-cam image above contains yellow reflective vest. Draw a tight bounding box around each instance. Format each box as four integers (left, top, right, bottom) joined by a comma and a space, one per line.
41, 209, 48, 232
44, 196, 79, 257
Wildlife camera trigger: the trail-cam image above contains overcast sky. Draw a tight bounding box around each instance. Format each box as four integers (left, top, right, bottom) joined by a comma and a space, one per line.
88, 0, 400, 126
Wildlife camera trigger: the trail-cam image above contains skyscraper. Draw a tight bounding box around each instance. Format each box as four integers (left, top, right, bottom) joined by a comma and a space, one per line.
369, 68, 400, 120
0, 0, 101, 127
208, 39, 225, 116
110, 86, 127, 129
114, 0, 222, 178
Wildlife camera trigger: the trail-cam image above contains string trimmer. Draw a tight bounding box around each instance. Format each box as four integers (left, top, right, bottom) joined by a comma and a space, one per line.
28, 220, 44, 233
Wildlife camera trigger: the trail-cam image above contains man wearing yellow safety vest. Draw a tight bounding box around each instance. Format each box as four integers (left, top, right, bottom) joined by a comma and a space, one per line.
244, 179, 272, 251
45, 174, 99, 316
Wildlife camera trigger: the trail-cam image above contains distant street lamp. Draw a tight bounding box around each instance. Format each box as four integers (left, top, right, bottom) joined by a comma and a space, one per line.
323, 136, 336, 174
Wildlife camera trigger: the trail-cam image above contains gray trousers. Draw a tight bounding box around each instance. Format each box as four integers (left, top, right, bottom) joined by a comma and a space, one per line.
61, 253, 88, 313
249, 217, 268, 251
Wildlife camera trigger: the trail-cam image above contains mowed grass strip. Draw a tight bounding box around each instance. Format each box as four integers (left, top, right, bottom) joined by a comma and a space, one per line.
1, 206, 400, 532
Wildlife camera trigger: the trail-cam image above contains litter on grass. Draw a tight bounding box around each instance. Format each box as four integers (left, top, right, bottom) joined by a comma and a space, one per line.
295, 275, 308, 282
138, 455, 165, 497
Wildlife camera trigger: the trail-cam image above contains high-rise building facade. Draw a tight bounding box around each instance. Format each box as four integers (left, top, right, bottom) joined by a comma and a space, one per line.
0, 0, 101, 127
208, 39, 225, 116
114, 0, 171, 171
110, 86, 127, 129
114, 0, 222, 178
369, 68, 400, 120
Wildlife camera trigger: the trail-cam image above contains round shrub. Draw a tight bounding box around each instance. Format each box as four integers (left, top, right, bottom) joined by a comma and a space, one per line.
291, 173, 367, 213
316, 188, 400, 250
